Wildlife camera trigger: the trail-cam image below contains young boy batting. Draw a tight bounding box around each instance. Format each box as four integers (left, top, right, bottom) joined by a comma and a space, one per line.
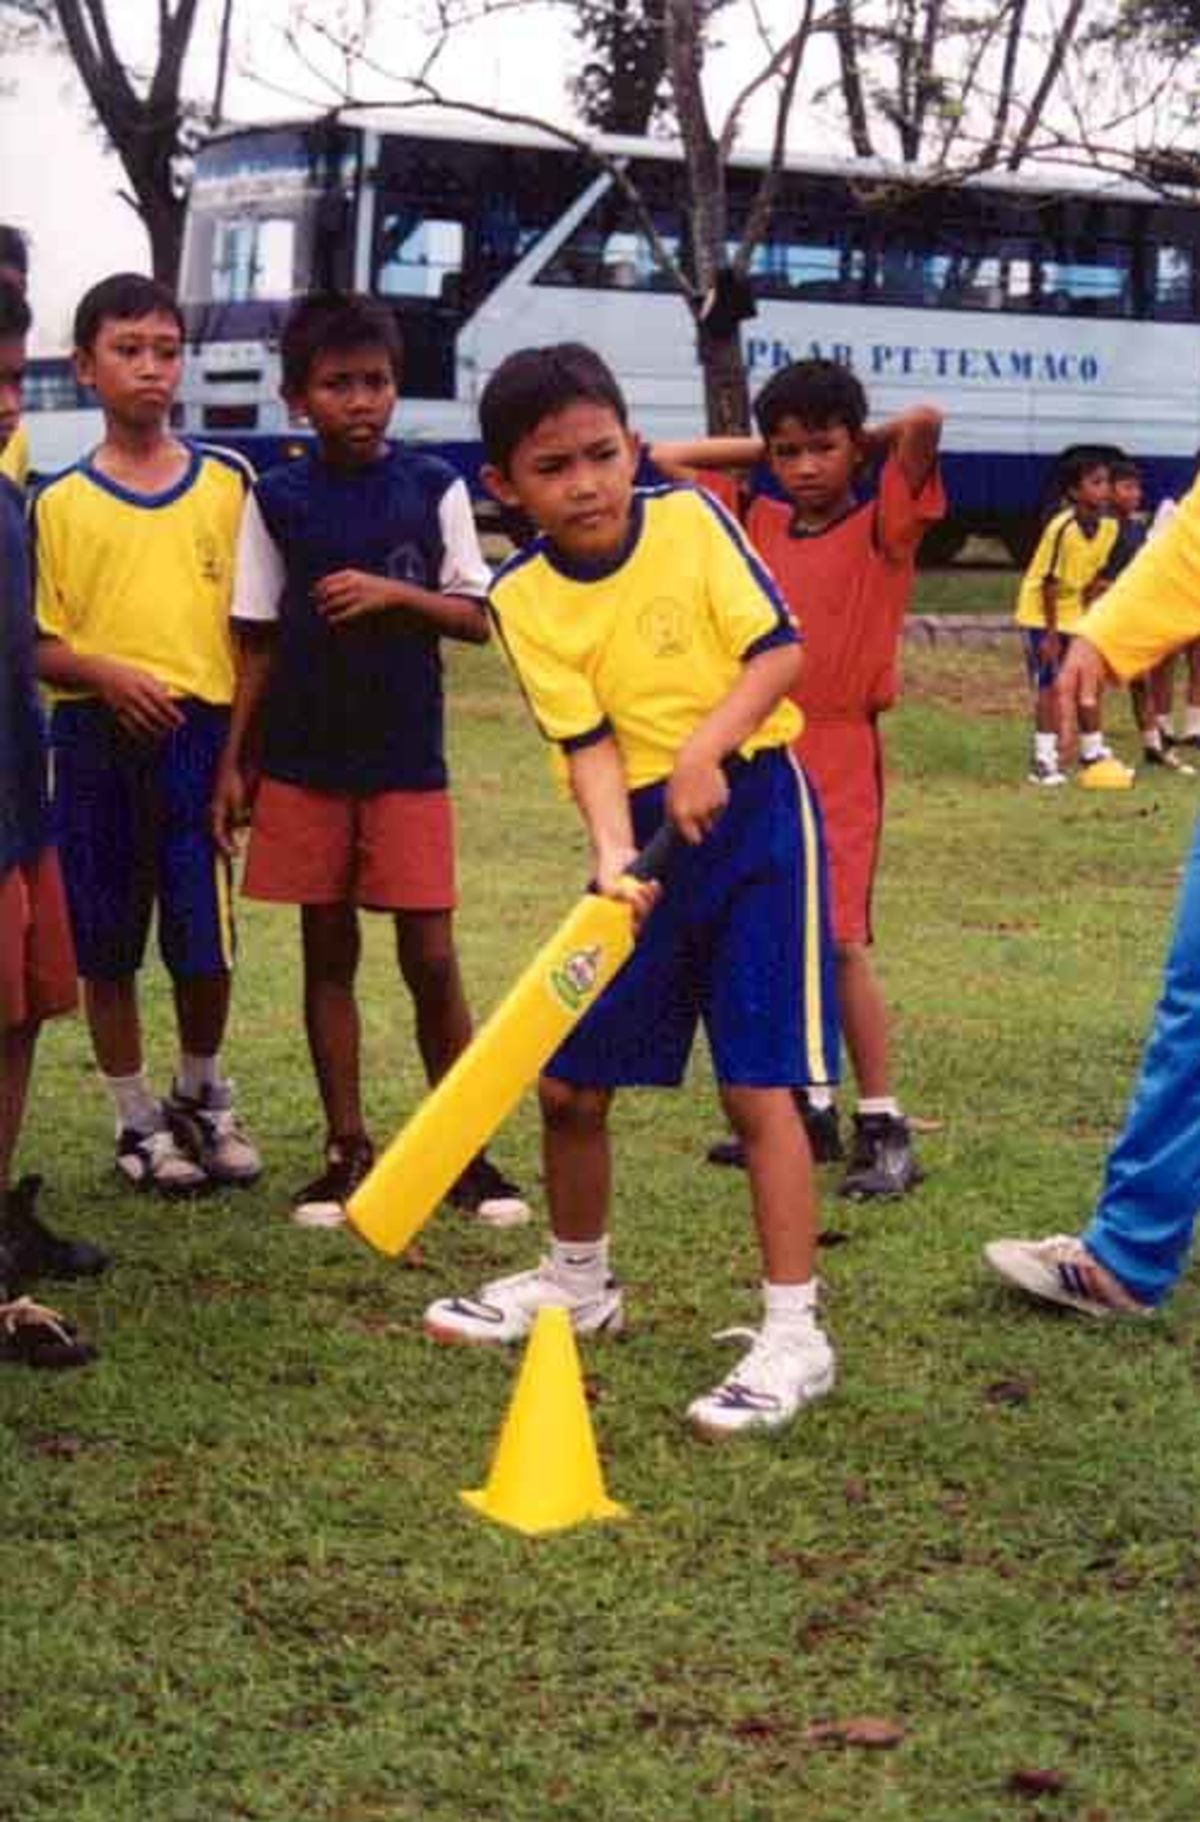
652, 359, 944, 1199
34, 273, 261, 1195
212, 293, 528, 1228
422, 342, 839, 1440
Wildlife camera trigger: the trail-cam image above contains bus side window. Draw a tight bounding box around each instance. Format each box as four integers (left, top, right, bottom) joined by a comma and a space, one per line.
375, 212, 465, 301
1151, 245, 1195, 321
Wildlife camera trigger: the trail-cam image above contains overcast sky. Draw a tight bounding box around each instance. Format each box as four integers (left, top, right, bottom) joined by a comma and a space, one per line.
0, 0, 843, 351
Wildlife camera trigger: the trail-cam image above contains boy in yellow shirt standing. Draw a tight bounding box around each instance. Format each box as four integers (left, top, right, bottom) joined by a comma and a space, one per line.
34, 274, 260, 1195
1015, 454, 1121, 786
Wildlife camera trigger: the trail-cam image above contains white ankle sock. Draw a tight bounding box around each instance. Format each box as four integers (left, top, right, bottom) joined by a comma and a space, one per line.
761, 1279, 818, 1337
1034, 731, 1059, 766
1080, 730, 1106, 761
1144, 727, 1163, 754
105, 1071, 161, 1136
178, 1051, 223, 1099
858, 1096, 900, 1119
805, 1086, 835, 1112
551, 1236, 609, 1289
1186, 707, 1200, 739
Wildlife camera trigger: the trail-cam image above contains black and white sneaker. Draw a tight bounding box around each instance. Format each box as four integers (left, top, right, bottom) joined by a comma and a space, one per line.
116, 1123, 209, 1196
838, 1112, 922, 1201
446, 1156, 531, 1228
291, 1135, 375, 1229
1, 1176, 109, 1285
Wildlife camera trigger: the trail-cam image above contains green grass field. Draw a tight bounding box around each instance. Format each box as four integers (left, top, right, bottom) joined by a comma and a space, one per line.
7, 624, 1200, 1822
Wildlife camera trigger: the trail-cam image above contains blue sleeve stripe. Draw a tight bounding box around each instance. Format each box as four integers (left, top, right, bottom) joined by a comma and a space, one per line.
194, 441, 256, 492
691, 484, 792, 634
743, 624, 800, 661
486, 596, 557, 745
561, 718, 613, 754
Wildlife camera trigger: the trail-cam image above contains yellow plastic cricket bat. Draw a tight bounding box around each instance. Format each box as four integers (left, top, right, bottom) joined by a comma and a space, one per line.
347, 828, 676, 1256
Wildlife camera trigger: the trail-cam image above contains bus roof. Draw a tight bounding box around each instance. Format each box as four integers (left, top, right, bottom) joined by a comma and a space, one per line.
201, 107, 1192, 208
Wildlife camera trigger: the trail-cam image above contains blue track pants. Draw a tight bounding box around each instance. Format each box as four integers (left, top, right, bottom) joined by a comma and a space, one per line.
1085, 816, 1200, 1304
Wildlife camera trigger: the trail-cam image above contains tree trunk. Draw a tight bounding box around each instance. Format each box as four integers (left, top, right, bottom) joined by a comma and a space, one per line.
699, 329, 751, 433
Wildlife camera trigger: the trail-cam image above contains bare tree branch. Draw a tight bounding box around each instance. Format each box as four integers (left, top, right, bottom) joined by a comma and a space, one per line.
1006, 0, 1087, 168
732, 0, 816, 274
832, 0, 872, 155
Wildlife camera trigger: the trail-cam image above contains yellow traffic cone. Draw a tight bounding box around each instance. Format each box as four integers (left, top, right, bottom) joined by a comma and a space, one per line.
461, 1306, 628, 1536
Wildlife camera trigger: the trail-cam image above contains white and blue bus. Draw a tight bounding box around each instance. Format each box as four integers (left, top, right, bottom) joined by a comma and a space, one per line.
21, 355, 103, 480
168, 108, 1200, 556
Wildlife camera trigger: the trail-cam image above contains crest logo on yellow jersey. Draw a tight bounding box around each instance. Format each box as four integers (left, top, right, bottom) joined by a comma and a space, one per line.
195, 528, 224, 585
637, 598, 691, 658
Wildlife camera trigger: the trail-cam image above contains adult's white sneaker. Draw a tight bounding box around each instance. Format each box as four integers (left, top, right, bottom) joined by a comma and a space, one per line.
983, 1233, 1150, 1318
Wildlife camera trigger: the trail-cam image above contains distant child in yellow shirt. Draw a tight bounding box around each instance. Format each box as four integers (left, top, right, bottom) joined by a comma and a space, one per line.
1015, 454, 1119, 786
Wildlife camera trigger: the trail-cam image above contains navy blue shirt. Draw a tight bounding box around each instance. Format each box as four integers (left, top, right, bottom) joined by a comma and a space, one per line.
0, 474, 51, 877
234, 447, 490, 794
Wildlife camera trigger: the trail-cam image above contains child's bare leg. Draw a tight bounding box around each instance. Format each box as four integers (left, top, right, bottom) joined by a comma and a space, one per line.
1035, 684, 1058, 737
720, 1083, 815, 1283
172, 971, 230, 1058
837, 943, 890, 1100
0, 1021, 37, 1195
83, 976, 142, 1077
300, 904, 364, 1139
540, 1075, 611, 1242
393, 910, 473, 1085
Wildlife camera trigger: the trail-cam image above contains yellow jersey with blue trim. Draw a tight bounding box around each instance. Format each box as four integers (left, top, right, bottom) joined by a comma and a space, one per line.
33, 442, 250, 704
488, 485, 802, 791
1080, 476, 1200, 680
1014, 506, 1117, 632
0, 423, 29, 491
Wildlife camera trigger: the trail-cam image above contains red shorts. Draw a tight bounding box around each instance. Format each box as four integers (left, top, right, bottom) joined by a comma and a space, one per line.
794, 720, 884, 947
0, 849, 78, 1030
243, 778, 457, 911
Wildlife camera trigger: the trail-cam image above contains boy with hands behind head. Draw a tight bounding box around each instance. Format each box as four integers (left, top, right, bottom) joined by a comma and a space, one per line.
423, 343, 839, 1441
652, 359, 944, 1200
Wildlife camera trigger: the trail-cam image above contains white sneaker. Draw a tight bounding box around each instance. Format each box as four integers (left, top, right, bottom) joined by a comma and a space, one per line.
424, 1258, 624, 1346
115, 1122, 209, 1196
983, 1234, 1151, 1318
1028, 758, 1067, 787
687, 1322, 835, 1440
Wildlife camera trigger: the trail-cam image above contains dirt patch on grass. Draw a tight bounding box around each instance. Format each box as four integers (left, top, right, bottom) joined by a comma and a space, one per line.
901, 647, 1027, 717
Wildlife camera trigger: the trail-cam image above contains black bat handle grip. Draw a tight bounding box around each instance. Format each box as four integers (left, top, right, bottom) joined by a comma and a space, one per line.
625, 824, 678, 884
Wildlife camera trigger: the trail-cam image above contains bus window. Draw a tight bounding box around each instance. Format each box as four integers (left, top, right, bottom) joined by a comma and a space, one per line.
374, 213, 465, 301
212, 216, 296, 302
1151, 245, 1195, 320
536, 191, 682, 291
746, 227, 866, 301
1039, 243, 1132, 317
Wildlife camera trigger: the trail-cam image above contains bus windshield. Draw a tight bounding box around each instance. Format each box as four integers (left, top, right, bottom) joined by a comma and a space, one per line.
180, 126, 356, 335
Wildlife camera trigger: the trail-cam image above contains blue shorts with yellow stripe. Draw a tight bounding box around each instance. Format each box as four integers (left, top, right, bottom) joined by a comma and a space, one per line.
50, 699, 234, 981
548, 746, 839, 1089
